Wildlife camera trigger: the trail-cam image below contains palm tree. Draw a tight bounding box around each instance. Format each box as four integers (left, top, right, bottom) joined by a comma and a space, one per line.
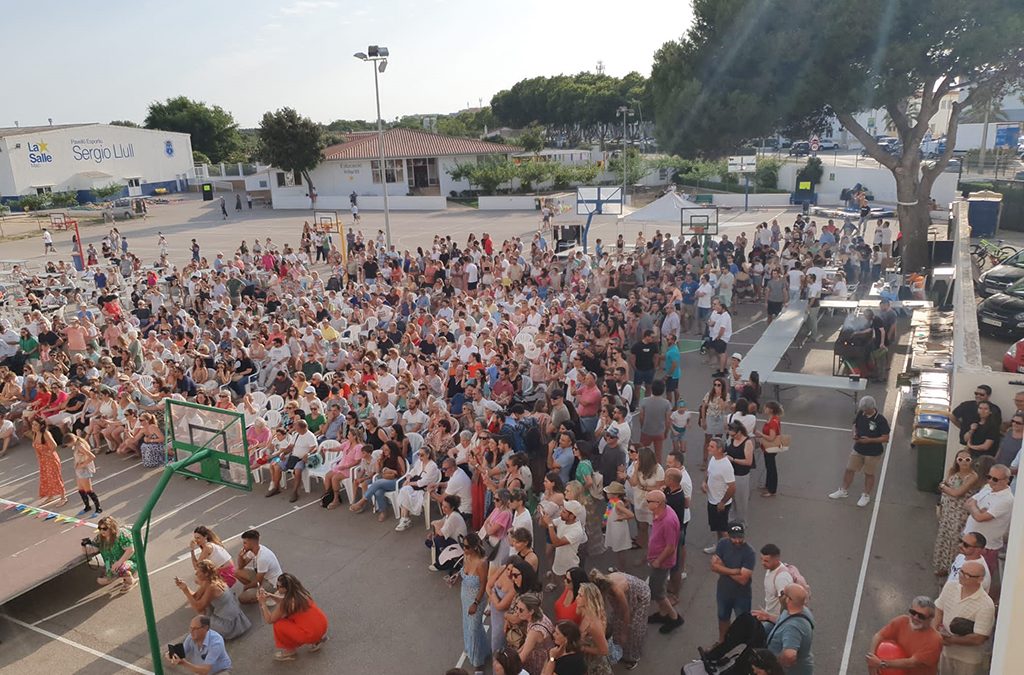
960, 99, 1009, 124
882, 99, 921, 134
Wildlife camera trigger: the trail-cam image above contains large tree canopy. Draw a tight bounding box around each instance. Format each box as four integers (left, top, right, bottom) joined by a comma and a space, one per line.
491, 72, 650, 147
651, 0, 1024, 271
144, 96, 244, 164
257, 108, 325, 190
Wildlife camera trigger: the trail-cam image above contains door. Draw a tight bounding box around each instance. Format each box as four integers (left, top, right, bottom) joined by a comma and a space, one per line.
127, 177, 142, 197
414, 164, 429, 188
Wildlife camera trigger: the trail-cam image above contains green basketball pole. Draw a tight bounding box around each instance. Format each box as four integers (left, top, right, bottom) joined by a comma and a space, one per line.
132, 448, 212, 675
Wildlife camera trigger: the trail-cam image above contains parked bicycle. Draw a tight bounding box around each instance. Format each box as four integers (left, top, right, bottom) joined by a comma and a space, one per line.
970, 238, 1018, 272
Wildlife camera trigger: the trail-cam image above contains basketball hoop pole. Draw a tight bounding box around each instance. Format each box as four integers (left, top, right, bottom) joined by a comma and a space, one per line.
133, 448, 213, 675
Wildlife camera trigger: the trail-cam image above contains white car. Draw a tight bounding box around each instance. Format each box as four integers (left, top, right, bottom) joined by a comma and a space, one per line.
816, 139, 840, 150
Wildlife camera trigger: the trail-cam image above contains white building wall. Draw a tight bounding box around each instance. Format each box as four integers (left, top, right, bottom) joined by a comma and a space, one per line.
777, 163, 959, 206
0, 124, 193, 197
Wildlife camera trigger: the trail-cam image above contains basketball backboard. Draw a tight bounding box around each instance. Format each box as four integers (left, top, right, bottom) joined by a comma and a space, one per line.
681, 207, 720, 237
166, 399, 252, 490
576, 186, 623, 216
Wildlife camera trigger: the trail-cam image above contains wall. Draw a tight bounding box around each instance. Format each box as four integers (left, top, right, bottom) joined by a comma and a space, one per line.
478, 196, 541, 210
700, 193, 793, 208
777, 163, 959, 206
954, 122, 1022, 151
271, 191, 445, 211
2, 124, 193, 196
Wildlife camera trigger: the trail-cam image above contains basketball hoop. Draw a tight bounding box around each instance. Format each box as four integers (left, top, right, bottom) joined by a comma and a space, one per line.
694, 225, 705, 235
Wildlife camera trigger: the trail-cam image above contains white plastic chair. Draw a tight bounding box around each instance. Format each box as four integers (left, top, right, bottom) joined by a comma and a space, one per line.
303, 440, 342, 494
249, 391, 268, 410
342, 465, 362, 506
360, 316, 379, 339
266, 394, 285, 412
406, 432, 424, 457
263, 409, 282, 428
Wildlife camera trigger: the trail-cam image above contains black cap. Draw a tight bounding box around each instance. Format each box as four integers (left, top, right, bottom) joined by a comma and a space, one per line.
728, 523, 745, 537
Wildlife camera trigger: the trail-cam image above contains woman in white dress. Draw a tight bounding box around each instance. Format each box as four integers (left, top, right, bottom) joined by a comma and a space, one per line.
394, 447, 441, 532
628, 447, 665, 549
602, 482, 634, 572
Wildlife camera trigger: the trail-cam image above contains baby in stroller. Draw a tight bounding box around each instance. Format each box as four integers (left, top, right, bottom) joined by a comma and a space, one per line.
682, 613, 767, 674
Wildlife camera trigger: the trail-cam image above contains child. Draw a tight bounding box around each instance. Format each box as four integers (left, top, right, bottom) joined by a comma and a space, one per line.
603, 482, 634, 572
670, 400, 690, 457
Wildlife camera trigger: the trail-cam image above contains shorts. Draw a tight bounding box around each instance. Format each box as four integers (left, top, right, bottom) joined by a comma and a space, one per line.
717, 594, 752, 622
467, 281, 478, 291
671, 524, 689, 573
707, 501, 731, 533
665, 377, 679, 393
697, 307, 711, 323
648, 566, 670, 601
846, 451, 882, 476
284, 455, 306, 471
767, 300, 783, 317
710, 339, 727, 355
634, 369, 655, 386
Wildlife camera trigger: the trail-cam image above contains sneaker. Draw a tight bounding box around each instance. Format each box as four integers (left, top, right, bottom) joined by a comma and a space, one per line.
702, 544, 717, 554
427, 564, 439, 572
857, 493, 871, 507
395, 518, 412, 531
659, 615, 685, 634
679, 571, 688, 581
76, 508, 92, 517
828, 488, 848, 500
647, 613, 669, 624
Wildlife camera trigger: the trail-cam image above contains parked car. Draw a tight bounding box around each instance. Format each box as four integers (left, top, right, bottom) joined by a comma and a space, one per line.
861, 138, 901, 157
1003, 337, 1024, 373
817, 139, 840, 150
789, 141, 810, 157
977, 249, 1024, 296
977, 279, 1024, 339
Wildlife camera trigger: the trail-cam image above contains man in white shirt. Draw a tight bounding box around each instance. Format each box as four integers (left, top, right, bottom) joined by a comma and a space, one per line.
266, 420, 318, 503
787, 264, 804, 303
236, 529, 283, 604
542, 500, 586, 578
433, 458, 473, 518
963, 463, 1014, 594
707, 299, 734, 377
934, 560, 995, 673
374, 391, 398, 427
703, 438, 736, 552
401, 397, 429, 435
262, 338, 291, 388
946, 531, 992, 592
757, 543, 795, 615
465, 259, 479, 295
457, 335, 477, 364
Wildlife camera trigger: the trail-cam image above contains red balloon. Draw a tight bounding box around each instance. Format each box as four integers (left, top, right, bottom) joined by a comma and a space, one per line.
876, 641, 908, 675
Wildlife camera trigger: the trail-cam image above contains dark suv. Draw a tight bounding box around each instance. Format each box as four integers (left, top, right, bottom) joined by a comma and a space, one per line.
789, 141, 810, 157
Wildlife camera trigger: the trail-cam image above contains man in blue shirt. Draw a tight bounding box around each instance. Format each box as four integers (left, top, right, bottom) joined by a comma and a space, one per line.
711, 523, 755, 643
170, 615, 232, 674
754, 583, 815, 675
663, 332, 682, 406
680, 273, 699, 335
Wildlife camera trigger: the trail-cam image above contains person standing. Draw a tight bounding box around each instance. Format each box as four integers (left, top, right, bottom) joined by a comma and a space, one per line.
246, 193, 253, 209
758, 584, 815, 675
191, 239, 201, 263
257, 573, 329, 661
764, 268, 787, 324
865, 597, 943, 674
219, 196, 228, 220
637, 379, 672, 462
710, 523, 755, 643
946, 532, 992, 592
629, 330, 660, 402
664, 462, 692, 601
703, 438, 736, 553
962, 463, 1013, 597
757, 401, 785, 497
933, 561, 995, 674
663, 333, 682, 407
70, 432, 102, 516
31, 418, 66, 506
42, 228, 56, 254
707, 299, 733, 377
829, 396, 890, 507
931, 449, 980, 576
235, 194, 242, 211
459, 533, 490, 674
645, 490, 684, 633
167, 616, 232, 674
724, 422, 754, 525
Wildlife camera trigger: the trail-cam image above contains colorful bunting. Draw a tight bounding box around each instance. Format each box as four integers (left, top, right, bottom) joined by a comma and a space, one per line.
0, 498, 96, 529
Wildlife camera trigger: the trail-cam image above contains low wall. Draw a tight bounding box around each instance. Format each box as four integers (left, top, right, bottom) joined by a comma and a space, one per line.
702, 193, 792, 208
778, 163, 959, 207
271, 194, 447, 211
478, 196, 540, 211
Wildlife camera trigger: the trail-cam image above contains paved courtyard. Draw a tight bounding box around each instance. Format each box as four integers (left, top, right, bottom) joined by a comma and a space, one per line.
0, 198, 949, 674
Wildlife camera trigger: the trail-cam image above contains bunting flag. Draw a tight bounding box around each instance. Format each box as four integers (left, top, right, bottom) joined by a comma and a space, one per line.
0, 498, 97, 529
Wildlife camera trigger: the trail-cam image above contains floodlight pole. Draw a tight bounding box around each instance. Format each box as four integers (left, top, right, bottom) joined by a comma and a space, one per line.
617, 106, 632, 210
355, 47, 392, 249
134, 448, 213, 675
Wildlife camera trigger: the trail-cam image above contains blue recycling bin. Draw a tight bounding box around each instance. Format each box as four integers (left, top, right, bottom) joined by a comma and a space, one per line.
72, 253, 84, 272
967, 195, 1001, 238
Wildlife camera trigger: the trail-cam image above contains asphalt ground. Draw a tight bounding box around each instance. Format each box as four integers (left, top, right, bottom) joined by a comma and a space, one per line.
0, 199, 954, 674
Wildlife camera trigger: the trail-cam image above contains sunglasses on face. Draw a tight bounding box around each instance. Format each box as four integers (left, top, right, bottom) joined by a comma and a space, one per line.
960, 539, 978, 548
958, 569, 983, 579
98, 526, 109, 531
987, 475, 1006, 482
908, 608, 931, 620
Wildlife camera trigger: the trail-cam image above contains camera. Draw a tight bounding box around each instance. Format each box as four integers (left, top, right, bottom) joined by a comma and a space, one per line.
167, 643, 186, 659
81, 538, 93, 547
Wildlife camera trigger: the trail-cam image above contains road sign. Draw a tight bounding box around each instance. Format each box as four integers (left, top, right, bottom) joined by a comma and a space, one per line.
810, 136, 821, 152
727, 155, 756, 173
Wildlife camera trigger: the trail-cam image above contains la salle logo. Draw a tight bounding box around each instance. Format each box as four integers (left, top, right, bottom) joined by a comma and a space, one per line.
28, 141, 54, 165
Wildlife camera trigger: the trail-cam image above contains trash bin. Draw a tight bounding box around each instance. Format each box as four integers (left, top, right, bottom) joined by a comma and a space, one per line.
913, 439, 946, 492
71, 253, 84, 272
966, 191, 1002, 238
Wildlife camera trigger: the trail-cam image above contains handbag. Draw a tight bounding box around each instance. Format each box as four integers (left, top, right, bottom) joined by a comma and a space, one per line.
763, 433, 792, 454
948, 617, 975, 636
607, 638, 623, 664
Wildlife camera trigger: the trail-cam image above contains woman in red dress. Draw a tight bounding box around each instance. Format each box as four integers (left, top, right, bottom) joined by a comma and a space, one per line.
32, 418, 66, 506
257, 573, 328, 661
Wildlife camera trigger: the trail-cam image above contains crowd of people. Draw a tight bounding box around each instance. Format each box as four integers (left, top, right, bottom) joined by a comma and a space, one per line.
0, 211, 1017, 675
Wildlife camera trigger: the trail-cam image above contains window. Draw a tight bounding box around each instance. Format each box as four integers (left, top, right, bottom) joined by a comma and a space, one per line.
36, 186, 52, 195
370, 159, 404, 184
127, 178, 141, 188
275, 171, 301, 187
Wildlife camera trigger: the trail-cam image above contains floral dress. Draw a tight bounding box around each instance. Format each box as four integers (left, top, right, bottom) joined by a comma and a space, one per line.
931, 472, 974, 574
606, 574, 651, 664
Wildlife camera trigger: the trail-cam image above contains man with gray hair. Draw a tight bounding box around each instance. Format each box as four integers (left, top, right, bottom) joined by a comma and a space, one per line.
934, 560, 996, 674
866, 596, 942, 673
430, 456, 472, 519
829, 396, 890, 507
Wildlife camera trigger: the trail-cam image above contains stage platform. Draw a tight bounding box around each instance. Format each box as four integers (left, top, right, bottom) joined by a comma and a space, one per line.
0, 500, 96, 606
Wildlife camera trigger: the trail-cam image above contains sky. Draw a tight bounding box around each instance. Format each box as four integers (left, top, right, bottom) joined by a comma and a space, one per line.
4, 0, 693, 129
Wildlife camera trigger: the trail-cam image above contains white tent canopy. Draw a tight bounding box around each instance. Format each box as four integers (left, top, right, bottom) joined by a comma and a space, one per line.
619, 188, 705, 225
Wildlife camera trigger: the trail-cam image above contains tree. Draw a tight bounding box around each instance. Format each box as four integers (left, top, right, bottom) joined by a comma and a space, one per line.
256, 108, 325, 192
14, 194, 49, 212
961, 98, 1010, 123
515, 126, 546, 154
650, 0, 1024, 272
109, 120, 139, 128
192, 150, 212, 164
448, 159, 517, 194
754, 157, 784, 191
49, 191, 79, 208
145, 96, 243, 163
515, 159, 551, 193
91, 182, 124, 202
608, 148, 649, 187
325, 119, 376, 132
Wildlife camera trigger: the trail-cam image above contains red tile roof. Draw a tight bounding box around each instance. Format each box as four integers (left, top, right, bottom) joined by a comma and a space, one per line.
323, 128, 521, 161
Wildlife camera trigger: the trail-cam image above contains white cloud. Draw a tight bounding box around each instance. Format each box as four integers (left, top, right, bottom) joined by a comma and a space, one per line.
280, 0, 338, 16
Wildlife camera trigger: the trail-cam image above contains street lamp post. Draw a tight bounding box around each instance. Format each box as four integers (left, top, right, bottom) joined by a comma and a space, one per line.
617, 105, 634, 209
354, 46, 392, 248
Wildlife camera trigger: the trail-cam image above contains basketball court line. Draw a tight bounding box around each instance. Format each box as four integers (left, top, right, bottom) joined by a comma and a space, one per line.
0, 457, 74, 489
0, 612, 155, 674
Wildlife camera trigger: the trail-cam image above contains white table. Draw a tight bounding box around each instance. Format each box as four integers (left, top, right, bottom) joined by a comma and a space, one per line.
738, 300, 807, 379
0, 259, 27, 270
762, 371, 867, 413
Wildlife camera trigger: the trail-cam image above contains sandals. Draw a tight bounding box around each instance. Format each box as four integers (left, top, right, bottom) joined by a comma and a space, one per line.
326, 502, 341, 510
310, 635, 328, 652
274, 651, 297, 661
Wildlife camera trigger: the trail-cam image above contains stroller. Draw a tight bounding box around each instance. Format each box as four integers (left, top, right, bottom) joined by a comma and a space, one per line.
681, 613, 767, 675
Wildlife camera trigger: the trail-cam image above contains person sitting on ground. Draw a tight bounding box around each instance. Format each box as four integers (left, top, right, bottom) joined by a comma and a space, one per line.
257, 572, 329, 662
173, 560, 251, 640
234, 529, 282, 605
81, 515, 137, 593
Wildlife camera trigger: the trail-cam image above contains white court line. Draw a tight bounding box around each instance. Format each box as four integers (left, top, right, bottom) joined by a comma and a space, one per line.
148, 485, 226, 527
762, 419, 852, 433
837, 354, 906, 675
0, 613, 155, 674
0, 457, 74, 489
